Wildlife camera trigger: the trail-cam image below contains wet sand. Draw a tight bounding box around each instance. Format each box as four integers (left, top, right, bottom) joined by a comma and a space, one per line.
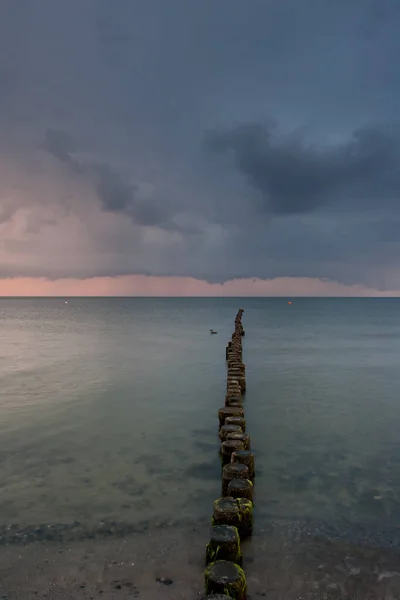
1, 518, 400, 599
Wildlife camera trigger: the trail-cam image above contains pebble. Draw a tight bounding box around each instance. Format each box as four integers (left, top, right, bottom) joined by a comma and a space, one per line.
156, 577, 173, 585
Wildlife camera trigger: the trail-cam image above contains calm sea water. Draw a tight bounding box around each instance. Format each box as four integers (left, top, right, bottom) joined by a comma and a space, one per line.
1, 297, 400, 538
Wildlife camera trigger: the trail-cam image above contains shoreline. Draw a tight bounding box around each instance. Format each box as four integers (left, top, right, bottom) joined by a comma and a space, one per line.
2, 512, 400, 550
2, 518, 400, 599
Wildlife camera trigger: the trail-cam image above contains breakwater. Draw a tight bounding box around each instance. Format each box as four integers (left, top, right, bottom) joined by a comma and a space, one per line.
204, 309, 254, 600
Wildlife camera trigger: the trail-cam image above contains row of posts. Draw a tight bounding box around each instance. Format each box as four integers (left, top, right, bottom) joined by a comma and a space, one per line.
203, 309, 254, 600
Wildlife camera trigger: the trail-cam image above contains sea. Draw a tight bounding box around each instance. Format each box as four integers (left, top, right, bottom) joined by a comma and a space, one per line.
1, 297, 400, 567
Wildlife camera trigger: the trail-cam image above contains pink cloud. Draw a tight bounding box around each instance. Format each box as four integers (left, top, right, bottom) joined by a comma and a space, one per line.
0, 275, 399, 297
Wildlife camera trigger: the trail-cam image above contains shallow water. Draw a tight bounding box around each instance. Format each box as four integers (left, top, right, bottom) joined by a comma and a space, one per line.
1, 297, 400, 539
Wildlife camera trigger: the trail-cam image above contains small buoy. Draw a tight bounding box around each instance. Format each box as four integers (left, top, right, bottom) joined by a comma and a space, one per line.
65, 301, 68, 304
288, 301, 292, 305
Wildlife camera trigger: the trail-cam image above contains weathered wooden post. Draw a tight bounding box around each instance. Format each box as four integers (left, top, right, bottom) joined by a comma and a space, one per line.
212, 497, 253, 538
227, 478, 254, 501
226, 432, 251, 450
219, 424, 243, 441
231, 450, 255, 479
204, 561, 247, 600
221, 463, 249, 495
218, 406, 244, 428
220, 439, 244, 464
206, 525, 242, 565
225, 416, 246, 431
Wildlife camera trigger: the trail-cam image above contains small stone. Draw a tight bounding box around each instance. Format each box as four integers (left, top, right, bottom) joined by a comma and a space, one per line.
156, 577, 173, 585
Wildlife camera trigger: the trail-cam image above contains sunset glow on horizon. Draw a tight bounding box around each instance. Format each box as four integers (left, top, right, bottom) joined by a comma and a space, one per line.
1, 275, 399, 298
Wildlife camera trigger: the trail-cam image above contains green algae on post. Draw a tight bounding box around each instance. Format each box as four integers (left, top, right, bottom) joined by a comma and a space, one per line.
212, 497, 253, 538
204, 560, 247, 600
227, 478, 254, 502
237, 498, 253, 537
205, 524, 242, 566
212, 497, 240, 528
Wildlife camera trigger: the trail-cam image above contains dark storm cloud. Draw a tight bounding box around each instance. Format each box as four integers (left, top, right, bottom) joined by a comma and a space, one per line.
1, 0, 400, 287
206, 123, 400, 215
43, 129, 183, 231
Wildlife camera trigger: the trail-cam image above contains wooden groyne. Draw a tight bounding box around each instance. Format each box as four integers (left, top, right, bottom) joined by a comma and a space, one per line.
204, 309, 254, 600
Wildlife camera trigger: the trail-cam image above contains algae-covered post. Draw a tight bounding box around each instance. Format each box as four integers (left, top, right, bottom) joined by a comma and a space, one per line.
206, 525, 242, 565
212, 497, 253, 538
204, 561, 247, 600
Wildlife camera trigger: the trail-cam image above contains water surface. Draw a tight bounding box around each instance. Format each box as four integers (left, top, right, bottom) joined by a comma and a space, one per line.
1, 297, 400, 537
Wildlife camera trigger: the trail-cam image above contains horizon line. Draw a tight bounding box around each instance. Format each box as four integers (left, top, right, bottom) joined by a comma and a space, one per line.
0, 275, 399, 297
0, 295, 399, 299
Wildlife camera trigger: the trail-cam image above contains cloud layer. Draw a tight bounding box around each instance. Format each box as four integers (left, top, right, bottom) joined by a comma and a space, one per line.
1, 0, 400, 292
206, 123, 400, 215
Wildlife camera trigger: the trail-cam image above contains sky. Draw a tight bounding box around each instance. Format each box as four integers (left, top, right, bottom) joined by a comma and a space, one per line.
1, 0, 400, 296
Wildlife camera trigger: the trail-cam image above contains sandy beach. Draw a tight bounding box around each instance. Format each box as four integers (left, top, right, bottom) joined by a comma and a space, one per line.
1, 518, 400, 600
